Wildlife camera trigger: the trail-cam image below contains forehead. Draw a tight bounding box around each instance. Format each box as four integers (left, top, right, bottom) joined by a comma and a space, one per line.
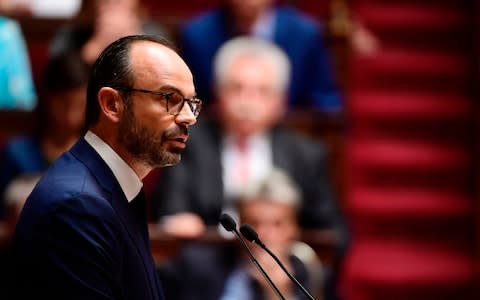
129, 41, 195, 95
226, 55, 275, 81
241, 198, 295, 218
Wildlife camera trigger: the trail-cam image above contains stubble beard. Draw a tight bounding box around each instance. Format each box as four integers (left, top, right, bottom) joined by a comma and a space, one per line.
118, 104, 188, 168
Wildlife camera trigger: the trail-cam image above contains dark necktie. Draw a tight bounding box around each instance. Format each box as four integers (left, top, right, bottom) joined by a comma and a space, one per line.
130, 189, 163, 299
130, 188, 149, 246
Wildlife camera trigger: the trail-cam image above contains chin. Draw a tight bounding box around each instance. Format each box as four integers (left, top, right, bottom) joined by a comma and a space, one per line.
162, 152, 182, 167
168, 154, 182, 165
146, 149, 181, 168
160, 162, 178, 167
151, 158, 179, 168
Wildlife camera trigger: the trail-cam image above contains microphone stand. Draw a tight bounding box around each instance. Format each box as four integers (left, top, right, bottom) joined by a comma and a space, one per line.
219, 214, 286, 300
232, 229, 286, 300
240, 224, 316, 300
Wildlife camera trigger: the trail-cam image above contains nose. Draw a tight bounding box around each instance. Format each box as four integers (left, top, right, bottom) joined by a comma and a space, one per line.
175, 102, 197, 126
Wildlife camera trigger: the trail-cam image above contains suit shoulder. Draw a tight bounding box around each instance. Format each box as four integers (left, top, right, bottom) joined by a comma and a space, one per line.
277, 7, 324, 35
181, 9, 222, 35
22, 152, 112, 219
275, 127, 328, 157
276, 126, 325, 146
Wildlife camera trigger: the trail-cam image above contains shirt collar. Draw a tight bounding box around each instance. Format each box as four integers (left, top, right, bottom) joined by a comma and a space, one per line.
84, 131, 143, 202
251, 9, 276, 40
222, 132, 270, 149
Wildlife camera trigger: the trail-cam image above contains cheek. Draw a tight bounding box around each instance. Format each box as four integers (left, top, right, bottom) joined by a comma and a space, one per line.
69, 98, 87, 126
157, 115, 176, 132
65, 109, 85, 128
262, 95, 282, 112
219, 97, 239, 114
136, 103, 173, 133
263, 228, 293, 250
46, 103, 68, 126
147, 116, 179, 143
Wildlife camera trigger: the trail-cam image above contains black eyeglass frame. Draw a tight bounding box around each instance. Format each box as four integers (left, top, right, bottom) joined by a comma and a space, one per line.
112, 86, 202, 117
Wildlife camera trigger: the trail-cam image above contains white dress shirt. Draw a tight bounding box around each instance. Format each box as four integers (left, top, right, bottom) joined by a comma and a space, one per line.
84, 131, 143, 202
251, 9, 276, 40
221, 133, 273, 205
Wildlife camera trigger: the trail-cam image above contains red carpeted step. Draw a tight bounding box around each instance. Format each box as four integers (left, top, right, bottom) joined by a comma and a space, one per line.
356, 3, 469, 33
343, 1, 476, 299
348, 50, 471, 92
341, 240, 475, 300
348, 186, 471, 219
350, 48, 470, 79
348, 92, 472, 120
348, 140, 470, 172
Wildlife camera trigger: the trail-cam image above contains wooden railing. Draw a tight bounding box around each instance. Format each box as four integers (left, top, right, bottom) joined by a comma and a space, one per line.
0, 221, 339, 267
148, 224, 340, 266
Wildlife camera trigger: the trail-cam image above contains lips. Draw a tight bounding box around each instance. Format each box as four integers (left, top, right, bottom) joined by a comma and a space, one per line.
172, 135, 188, 143
167, 135, 188, 148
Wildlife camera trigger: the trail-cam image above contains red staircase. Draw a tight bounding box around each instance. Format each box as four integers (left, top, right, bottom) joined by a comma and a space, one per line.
341, 0, 478, 299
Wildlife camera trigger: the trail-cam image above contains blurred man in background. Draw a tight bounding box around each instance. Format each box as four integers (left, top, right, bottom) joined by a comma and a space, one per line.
221, 168, 322, 300
154, 36, 345, 300
179, 0, 341, 112
0, 51, 89, 221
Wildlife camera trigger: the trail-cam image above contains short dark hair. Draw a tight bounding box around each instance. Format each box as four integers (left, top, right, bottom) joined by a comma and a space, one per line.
85, 35, 174, 128
43, 51, 90, 92
35, 51, 91, 137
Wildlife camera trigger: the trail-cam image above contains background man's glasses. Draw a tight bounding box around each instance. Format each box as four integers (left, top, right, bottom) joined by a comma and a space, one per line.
113, 87, 202, 117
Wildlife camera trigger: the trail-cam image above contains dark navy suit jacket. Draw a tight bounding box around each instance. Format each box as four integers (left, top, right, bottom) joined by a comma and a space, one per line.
179, 6, 341, 112
9, 138, 164, 300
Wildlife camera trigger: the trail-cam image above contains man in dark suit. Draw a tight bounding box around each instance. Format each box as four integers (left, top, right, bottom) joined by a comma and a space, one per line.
152, 37, 345, 300
179, 0, 341, 112
8, 35, 202, 299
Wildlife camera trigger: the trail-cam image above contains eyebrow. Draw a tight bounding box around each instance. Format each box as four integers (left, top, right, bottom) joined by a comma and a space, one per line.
156, 84, 197, 98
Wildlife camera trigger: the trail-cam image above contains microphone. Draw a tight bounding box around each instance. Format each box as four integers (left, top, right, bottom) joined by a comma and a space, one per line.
219, 213, 286, 300
240, 224, 316, 300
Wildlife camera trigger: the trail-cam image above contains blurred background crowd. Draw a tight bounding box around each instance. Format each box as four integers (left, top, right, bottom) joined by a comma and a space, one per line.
0, 0, 478, 299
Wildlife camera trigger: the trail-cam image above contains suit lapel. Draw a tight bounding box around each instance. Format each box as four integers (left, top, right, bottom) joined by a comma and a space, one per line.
272, 127, 295, 174
70, 138, 158, 298
272, 8, 291, 52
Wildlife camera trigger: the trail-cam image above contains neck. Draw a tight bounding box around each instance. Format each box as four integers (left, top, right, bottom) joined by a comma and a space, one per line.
227, 131, 251, 146
43, 131, 78, 147
231, 7, 270, 34
41, 131, 80, 162
89, 127, 152, 180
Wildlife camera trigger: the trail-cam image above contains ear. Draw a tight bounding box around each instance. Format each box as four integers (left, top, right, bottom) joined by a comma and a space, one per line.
97, 87, 124, 123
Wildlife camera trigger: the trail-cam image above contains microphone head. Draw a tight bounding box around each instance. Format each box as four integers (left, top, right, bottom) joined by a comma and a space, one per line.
240, 224, 259, 242
219, 213, 237, 232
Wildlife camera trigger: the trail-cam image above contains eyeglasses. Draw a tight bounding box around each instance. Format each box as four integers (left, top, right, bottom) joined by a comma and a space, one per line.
113, 87, 202, 117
